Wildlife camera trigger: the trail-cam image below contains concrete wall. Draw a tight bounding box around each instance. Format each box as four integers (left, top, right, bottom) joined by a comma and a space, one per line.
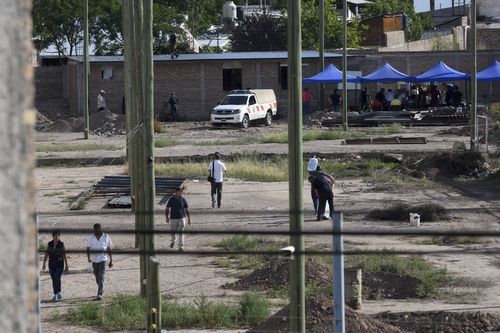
478, 0, 500, 18
0, 0, 37, 332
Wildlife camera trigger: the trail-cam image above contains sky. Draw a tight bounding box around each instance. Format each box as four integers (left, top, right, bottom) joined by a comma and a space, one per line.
414, 0, 470, 13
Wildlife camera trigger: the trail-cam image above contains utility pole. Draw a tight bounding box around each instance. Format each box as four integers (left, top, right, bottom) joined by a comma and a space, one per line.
319, 0, 325, 111
288, 0, 305, 332
470, 0, 478, 150
83, 0, 89, 139
142, 1, 160, 331
342, 0, 348, 131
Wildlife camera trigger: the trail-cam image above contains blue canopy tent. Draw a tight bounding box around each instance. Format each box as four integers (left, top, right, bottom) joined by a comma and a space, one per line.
478, 60, 500, 81
303, 64, 359, 83
413, 61, 469, 82
358, 63, 413, 83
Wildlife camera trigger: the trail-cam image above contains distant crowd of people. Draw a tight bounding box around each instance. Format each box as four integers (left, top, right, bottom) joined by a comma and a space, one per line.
302, 83, 465, 114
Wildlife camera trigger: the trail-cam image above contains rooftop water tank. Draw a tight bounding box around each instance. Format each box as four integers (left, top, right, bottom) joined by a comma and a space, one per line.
222, 1, 237, 21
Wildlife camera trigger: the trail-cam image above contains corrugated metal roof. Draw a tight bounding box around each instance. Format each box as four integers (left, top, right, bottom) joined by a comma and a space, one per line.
68, 51, 342, 63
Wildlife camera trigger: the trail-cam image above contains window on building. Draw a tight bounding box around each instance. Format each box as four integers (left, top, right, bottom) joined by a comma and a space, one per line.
101, 66, 113, 80
223, 68, 242, 91
279, 65, 288, 90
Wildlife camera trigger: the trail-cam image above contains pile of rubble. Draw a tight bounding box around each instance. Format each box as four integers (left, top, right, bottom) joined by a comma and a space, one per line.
90, 121, 126, 136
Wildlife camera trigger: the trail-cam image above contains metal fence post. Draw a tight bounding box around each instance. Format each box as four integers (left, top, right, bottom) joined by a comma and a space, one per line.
332, 211, 345, 333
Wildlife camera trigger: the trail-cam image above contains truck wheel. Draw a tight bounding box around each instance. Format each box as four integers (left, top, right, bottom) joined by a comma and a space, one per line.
241, 114, 250, 128
264, 111, 272, 126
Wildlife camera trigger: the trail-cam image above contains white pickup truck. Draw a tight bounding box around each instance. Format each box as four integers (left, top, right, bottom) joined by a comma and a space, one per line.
211, 89, 278, 128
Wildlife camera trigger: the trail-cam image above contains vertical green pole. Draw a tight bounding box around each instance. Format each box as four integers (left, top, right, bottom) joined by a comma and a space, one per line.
149, 257, 161, 333
143, 1, 159, 330
342, 0, 348, 131
319, 0, 325, 111
470, 0, 478, 150
83, 0, 89, 139
288, 0, 305, 332
132, 0, 147, 297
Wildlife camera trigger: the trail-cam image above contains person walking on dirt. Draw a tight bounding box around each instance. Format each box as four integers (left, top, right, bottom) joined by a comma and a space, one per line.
97, 90, 107, 112
308, 158, 335, 219
166, 187, 191, 252
168, 92, 179, 122
208, 152, 227, 208
311, 170, 335, 221
42, 229, 69, 301
86, 223, 113, 300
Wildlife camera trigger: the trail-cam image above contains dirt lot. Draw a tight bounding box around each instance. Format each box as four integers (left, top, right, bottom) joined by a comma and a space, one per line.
36, 122, 500, 332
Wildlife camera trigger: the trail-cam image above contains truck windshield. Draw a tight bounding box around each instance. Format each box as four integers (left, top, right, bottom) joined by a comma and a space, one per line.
219, 95, 248, 105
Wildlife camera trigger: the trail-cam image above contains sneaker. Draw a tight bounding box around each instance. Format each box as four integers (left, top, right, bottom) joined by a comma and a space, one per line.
169, 242, 174, 249
51, 294, 57, 301
321, 216, 329, 221
55, 293, 62, 301
178, 248, 184, 252
96, 295, 103, 301
211, 201, 215, 208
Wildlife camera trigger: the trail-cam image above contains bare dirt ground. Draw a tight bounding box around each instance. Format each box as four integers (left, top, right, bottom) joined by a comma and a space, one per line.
36, 122, 500, 332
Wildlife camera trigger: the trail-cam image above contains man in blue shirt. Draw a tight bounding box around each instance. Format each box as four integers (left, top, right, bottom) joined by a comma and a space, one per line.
166, 187, 191, 251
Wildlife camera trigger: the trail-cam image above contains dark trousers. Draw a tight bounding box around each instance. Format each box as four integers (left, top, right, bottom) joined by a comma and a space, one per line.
49, 266, 63, 294
92, 261, 106, 296
317, 191, 334, 220
310, 187, 319, 214
211, 181, 223, 207
171, 106, 177, 121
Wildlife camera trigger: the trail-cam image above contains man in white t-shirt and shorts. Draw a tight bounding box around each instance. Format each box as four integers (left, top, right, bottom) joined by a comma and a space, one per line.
86, 223, 113, 300
208, 152, 227, 208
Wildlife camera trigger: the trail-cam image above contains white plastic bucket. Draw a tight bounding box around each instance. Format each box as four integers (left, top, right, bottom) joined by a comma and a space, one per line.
409, 213, 420, 227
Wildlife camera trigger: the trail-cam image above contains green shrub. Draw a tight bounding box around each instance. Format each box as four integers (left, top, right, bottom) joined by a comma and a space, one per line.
239, 293, 270, 326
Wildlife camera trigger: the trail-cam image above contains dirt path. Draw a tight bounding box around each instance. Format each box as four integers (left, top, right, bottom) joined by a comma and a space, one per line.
36, 123, 500, 332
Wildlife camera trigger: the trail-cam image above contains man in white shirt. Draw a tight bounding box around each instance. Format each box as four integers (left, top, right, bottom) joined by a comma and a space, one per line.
97, 90, 107, 112
208, 152, 227, 208
86, 223, 113, 300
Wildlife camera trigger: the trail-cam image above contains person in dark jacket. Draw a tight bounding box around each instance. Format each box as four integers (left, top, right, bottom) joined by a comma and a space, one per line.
42, 230, 69, 301
311, 170, 335, 221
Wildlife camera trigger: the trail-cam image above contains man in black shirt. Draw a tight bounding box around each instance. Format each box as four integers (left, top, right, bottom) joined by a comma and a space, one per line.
166, 188, 191, 251
42, 230, 68, 301
329, 89, 341, 113
168, 92, 179, 122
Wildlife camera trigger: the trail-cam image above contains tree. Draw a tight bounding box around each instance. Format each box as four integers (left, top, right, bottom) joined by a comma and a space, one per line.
32, 0, 86, 56
301, 0, 366, 50
230, 13, 288, 52
361, 0, 433, 41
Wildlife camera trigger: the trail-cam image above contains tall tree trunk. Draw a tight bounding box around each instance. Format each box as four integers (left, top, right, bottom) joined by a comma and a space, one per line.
0, 0, 37, 332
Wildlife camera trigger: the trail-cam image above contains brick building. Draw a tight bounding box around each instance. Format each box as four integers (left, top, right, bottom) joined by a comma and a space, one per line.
35, 50, 500, 121
64, 51, 341, 120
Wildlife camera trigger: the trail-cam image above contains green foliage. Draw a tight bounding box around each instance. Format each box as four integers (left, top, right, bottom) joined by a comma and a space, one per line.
38, 239, 47, 251
36, 143, 121, 152
260, 125, 402, 143
431, 32, 459, 51
213, 236, 288, 269
154, 139, 177, 148
230, 13, 287, 52
32, 0, 227, 55
301, 0, 366, 49
362, 0, 433, 41
67, 293, 270, 330
346, 255, 453, 297
239, 293, 271, 326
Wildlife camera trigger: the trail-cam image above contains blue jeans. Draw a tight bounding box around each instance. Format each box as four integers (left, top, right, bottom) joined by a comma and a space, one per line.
332, 104, 340, 113
92, 261, 106, 296
49, 266, 63, 294
303, 101, 310, 114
